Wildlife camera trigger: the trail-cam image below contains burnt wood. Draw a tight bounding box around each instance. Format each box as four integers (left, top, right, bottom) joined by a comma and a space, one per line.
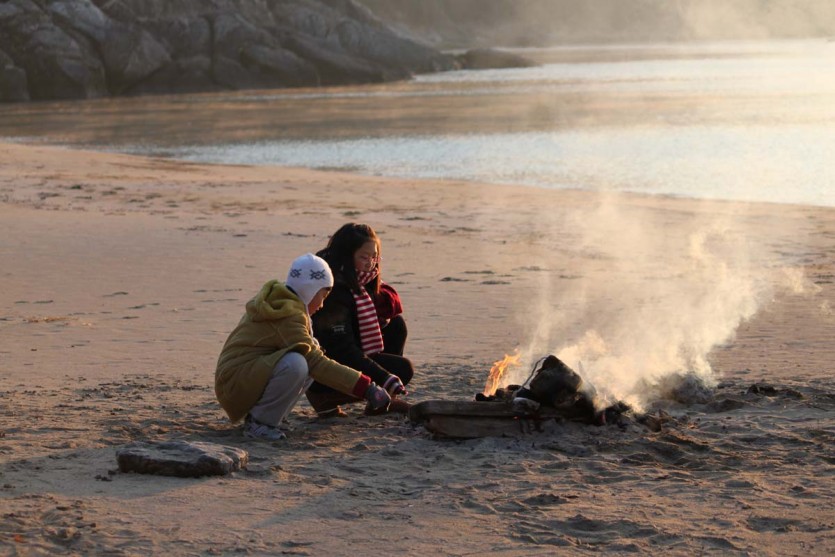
409, 400, 570, 439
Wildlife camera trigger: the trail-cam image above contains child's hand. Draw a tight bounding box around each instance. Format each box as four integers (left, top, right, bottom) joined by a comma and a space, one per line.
364, 383, 391, 411
383, 376, 408, 397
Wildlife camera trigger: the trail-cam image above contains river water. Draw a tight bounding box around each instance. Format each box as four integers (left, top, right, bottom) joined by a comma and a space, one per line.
1, 40, 833, 207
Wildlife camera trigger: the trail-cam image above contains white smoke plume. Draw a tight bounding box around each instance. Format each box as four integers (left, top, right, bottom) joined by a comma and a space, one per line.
504, 196, 813, 410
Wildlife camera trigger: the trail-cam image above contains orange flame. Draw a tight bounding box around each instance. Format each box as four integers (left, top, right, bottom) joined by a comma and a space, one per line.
483, 350, 522, 396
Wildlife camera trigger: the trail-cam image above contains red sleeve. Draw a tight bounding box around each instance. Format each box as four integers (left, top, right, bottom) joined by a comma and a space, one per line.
351, 374, 372, 398
374, 282, 403, 321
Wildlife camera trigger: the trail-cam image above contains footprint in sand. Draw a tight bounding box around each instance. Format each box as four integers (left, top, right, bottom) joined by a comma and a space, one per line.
193, 289, 242, 293
512, 513, 669, 549
746, 515, 817, 533
24, 316, 72, 324
519, 492, 576, 508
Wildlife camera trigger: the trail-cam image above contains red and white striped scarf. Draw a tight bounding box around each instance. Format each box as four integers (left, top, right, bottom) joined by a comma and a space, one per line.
354, 269, 384, 355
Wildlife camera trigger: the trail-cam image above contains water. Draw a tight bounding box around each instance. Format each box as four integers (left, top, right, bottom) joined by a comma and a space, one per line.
1, 40, 834, 207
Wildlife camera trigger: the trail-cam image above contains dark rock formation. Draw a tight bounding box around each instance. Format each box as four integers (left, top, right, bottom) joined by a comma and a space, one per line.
0, 49, 29, 102
0, 0, 456, 102
116, 440, 249, 477
0, 0, 108, 101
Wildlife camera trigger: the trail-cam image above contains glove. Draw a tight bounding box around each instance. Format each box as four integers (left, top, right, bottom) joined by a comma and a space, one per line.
383, 375, 408, 397
364, 383, 391, 412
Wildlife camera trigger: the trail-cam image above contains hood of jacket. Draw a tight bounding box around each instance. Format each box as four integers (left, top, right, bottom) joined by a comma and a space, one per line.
246, 280, 306, 322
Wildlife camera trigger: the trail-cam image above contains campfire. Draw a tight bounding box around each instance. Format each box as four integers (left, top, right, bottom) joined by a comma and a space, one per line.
482, 350, 522, 397
410, 352, 639, 438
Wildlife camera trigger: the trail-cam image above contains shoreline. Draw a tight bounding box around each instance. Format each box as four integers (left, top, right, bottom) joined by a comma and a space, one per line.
1, 141, 833, 555
5, 135, 834, 211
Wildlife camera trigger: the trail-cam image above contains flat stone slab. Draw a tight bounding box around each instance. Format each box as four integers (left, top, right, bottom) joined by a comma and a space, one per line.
116, 441, 248, 477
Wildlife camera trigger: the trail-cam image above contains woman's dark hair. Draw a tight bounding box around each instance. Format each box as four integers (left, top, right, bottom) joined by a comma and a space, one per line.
317, 223, 381, 294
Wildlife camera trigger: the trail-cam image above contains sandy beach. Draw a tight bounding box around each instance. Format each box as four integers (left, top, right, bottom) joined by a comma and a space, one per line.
1, 141, 833, 555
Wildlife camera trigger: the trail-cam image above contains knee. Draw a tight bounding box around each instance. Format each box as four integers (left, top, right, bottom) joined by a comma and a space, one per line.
278, 351, 308, 381
387, 314, 407, 339
397, 357, 415, 385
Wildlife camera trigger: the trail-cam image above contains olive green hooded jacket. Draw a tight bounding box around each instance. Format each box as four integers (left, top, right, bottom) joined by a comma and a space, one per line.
215, 280, 366, 422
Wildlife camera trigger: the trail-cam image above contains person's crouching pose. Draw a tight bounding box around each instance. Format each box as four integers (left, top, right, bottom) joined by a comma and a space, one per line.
307, 223, 412, 417
215, 253, 392, 441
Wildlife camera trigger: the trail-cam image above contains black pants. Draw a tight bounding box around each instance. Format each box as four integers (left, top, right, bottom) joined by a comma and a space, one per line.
308, 315, 412, 394
381, 314, 407, 357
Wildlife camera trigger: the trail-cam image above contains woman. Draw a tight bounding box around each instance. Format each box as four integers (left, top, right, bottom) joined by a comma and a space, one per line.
307, 223, 413, 417
215, 253, 392, 441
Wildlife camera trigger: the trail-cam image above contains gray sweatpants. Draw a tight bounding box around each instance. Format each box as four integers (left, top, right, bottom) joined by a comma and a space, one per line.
249, 351, 313, 427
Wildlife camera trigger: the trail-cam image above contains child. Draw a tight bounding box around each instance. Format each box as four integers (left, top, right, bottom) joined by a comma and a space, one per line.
215, 253, 392, 441
307, 223, 412, 417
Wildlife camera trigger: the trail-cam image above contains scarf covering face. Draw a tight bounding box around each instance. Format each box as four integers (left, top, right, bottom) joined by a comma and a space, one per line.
354, 268, 384, 355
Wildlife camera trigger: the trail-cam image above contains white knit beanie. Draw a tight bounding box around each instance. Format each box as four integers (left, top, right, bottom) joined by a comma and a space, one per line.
285, 253, 334, 306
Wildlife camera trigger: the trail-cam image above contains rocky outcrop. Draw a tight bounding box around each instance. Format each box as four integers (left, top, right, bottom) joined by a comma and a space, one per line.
0, 0, 456, 102
0, 49, 29, 102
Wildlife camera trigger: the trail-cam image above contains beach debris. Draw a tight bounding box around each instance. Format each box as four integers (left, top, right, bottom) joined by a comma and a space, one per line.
481, 355, 625, 425
116, 440, 248, 478
409, 400, 563, 439
669, 373, 715, 404
746, 383, 804, 399
511, 396, 540, 415
651, 372, 716, 405
414, 355, 638, 438
637, 410, 674, 432
748, 383, 778, 395
706, 398, 747, 413
527, 355, 588, 407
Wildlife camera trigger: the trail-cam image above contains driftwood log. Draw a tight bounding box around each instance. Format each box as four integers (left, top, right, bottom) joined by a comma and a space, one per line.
409, 400, 574, 439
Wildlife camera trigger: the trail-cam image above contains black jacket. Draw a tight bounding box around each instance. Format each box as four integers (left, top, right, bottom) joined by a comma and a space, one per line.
312, 282, 392, 385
